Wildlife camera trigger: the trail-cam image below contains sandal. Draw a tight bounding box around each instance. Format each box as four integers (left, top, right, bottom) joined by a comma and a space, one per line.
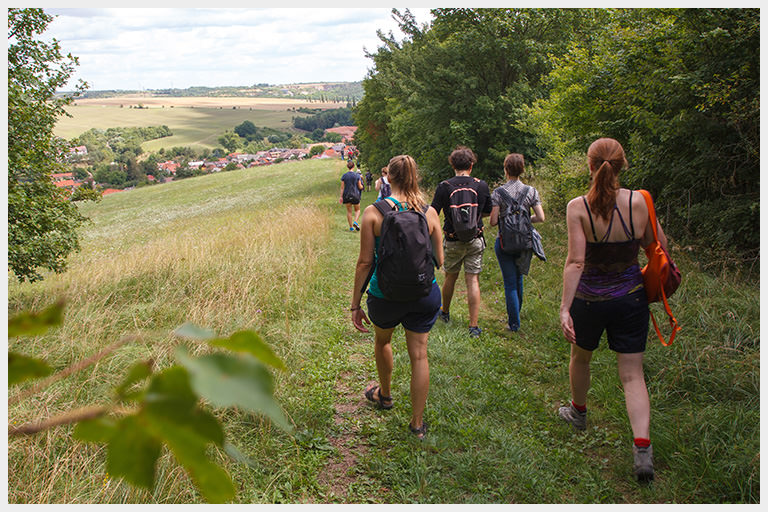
409, 420, 428, 439
364, 383, 393, 410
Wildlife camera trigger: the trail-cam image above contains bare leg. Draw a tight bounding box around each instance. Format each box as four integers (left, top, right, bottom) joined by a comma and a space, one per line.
345, 204, 354, 228
617, 352, 650, 439
353, 204, 361, 224
569, 344, 593, 406
404, 328, 429, 429
373, 326, 396, 398
441, 271, 459, 314
465, 272, 480, 327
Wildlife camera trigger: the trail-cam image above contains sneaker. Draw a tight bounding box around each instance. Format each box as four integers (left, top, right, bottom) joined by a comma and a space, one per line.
558, 402, 587, 431
469, 326, 482, 337
633, 445, 654, 482
438, 309, 450, 323
353, 222, 360, 231
349, 227, 355, 232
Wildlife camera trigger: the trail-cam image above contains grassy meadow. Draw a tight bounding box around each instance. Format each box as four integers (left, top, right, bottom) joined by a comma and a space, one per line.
55, 99, 327, 151
7, 158, 759, 503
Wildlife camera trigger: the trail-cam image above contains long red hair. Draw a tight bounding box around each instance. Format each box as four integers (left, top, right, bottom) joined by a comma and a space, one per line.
586, 138, 627, 220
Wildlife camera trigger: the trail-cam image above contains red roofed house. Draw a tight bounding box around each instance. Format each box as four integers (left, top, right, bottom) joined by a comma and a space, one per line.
102, 188, 122, 196
326, 125, 357, 143
158, 161, 180, 174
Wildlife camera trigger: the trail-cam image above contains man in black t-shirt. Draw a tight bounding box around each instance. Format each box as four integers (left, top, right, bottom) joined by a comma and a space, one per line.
430, 146, 492, 337
340, 160, 364, 231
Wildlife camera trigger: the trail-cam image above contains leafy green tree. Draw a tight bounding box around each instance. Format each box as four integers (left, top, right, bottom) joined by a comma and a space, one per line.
531, 8, 759, 261
354, 8, 595, 184
234, 120, 258, 141
8, 8, 89, 281
218, 132, 242, 153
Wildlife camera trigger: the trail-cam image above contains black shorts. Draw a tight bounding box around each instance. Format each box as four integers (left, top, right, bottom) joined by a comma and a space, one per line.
366, 282, 441, 333
570, 289, 649, 353
343, 198, 360, 205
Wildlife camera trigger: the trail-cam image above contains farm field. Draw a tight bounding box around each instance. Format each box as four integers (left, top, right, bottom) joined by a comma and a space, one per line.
55, 96, 347, 151
7, 158, 759, 504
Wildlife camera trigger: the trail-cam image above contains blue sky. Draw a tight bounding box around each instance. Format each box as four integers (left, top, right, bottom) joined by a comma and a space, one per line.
40, 7, 435, 91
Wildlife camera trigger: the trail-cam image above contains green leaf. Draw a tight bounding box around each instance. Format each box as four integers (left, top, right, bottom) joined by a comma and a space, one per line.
175, 348, 292, 432
173, 323, 216, 341
223, 442, 262, 470
115, 360, 153, 401
8, 351, 53, 386
74, 417, 117, 443
145, 412, 235, 503
8, 301, 64, 338
143, 366, 225, 446
209, 330, 286, 370
106, 415, 161, 490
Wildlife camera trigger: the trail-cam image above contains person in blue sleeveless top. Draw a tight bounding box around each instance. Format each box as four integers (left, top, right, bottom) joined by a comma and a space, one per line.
559, 138, 669, 482
350, 154, 444, 439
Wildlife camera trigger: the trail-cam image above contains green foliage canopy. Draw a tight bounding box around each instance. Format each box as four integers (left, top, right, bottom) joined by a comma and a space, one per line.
8, 8, 89, 282
353, 8, 599, 185
530, 8, 759, 260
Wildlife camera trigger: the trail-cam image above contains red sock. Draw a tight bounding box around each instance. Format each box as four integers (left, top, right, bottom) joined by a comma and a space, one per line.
634, 437, 651, 448
571, 401, 587, 413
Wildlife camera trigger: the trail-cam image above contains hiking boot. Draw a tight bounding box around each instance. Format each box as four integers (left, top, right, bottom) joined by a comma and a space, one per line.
469, 326, 482, 337
438, 309, 450, 323
633, 445, 654, 482
558, 402, 587, 431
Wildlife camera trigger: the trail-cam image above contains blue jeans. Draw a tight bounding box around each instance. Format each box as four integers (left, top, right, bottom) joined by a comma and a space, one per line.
494, 237, 523, 331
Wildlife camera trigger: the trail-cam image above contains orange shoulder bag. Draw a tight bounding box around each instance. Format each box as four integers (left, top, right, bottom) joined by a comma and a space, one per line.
639, 189, 681, 346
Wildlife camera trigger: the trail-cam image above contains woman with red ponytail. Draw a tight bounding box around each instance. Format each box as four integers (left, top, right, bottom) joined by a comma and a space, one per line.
558, 138, 669, 482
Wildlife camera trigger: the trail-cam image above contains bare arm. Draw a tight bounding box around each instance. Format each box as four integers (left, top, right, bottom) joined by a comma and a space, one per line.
351, 206, 377, 332
490, 205, 500, 226
426, 206, 444, 268
531, 203, 545, 223
560, 199, 587, 344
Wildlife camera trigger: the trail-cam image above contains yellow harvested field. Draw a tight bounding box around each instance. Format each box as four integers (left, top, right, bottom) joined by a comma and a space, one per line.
72, 96, 346, 110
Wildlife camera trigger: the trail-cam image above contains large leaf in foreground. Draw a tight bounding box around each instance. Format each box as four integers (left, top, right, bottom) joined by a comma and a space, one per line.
8, 301, 64, 338
208, 330, 286, 370
106, 415, 161, 490
8, 352, 53, 386
175, 347, 292, 432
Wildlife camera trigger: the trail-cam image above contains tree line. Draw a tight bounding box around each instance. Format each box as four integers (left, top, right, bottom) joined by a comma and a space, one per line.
353, 8, 758, 264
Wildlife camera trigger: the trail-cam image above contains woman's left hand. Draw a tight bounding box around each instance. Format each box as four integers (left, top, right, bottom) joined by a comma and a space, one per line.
352, 308, 371, 333
560, 309, 576, 344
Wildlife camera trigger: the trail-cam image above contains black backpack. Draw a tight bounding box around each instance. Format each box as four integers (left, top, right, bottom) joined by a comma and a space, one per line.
342, 174, 362, 202
362, 200, 435, 301
445, 179, 481, 242
497, 186, 533, 255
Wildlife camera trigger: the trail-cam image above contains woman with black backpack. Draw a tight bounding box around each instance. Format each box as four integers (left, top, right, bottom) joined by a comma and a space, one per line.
489, 153, 546, 333
350, 154, 444, 439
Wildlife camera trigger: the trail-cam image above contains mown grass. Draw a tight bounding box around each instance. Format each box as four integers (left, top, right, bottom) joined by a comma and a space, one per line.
54, 105, 303, 150
7, 160, 759, 503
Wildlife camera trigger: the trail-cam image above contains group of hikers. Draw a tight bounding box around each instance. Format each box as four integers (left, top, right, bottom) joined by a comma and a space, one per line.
340, 139, 666, 483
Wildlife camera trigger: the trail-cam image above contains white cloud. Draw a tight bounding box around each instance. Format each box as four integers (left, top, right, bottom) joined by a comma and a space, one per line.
41, 7, 434, 91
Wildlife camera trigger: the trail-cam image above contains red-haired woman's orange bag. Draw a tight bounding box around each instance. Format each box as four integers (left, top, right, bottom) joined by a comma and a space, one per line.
639, 189, 681, 346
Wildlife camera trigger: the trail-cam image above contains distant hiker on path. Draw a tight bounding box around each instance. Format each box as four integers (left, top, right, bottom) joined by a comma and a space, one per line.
489, 153, 546, 333
375, 166, 391, 201
558, 137, 668, 482
350, 154, 444, 439
365, 169, 373, 192
430, 146, 492, 337
340, 160, 364, 231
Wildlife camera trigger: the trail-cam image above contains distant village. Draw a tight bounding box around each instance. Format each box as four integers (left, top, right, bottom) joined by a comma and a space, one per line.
54, 125, 357, 197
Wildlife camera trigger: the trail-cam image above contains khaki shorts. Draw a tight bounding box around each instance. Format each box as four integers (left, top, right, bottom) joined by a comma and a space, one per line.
443, 237, 485, 274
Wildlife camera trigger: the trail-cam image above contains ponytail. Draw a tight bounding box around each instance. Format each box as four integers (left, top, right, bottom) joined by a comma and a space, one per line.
387, 155, 426, 211
586, 138, 626, 220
